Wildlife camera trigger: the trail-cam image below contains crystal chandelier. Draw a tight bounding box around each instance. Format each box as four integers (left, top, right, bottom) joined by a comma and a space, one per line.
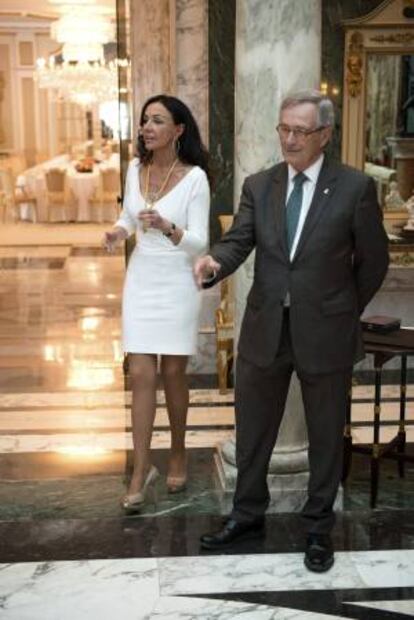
35, 5, 118, 106
36, 57, 118, 106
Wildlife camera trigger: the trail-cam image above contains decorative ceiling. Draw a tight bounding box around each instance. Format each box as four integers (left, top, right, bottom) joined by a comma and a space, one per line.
0, 0, 115, 20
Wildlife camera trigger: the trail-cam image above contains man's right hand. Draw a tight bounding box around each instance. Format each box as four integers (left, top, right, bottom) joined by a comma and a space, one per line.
194, 255, 221, 288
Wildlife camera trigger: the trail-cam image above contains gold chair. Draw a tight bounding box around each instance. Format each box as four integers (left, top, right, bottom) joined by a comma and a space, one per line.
89, 167, 120, 222
215, 215, 235, 394
109, 141, 120, 154
0, 168, 38, 222
45, 168, 70, 222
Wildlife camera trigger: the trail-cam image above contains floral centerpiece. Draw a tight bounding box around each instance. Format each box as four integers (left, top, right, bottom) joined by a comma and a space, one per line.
75, 157, 95, 173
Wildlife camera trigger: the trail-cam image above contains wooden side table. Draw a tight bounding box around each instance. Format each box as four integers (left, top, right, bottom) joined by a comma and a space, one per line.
343, 328, 414, 508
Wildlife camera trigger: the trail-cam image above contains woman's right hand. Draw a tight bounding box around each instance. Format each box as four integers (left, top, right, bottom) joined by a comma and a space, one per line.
103, 230, 120, 253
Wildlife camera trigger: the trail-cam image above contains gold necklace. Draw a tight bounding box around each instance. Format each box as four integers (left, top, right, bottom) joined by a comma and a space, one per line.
144, 159, 179, 205
142, 158, 179, 232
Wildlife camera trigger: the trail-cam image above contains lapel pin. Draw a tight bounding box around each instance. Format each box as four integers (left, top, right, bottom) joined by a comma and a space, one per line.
323, 188, 330, 195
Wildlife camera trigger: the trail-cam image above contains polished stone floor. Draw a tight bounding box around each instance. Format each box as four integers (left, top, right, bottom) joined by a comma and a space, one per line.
0, 232, 413, 619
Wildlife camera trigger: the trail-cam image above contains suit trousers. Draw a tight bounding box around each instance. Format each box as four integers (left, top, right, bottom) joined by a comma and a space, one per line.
231, 309, 351, 535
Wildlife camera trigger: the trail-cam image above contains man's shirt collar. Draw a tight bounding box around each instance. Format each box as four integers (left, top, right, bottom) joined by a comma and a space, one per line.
288, 154, 324, 185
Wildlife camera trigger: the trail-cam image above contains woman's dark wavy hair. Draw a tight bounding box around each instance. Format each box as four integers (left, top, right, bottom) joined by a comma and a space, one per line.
136, 94, 211, 185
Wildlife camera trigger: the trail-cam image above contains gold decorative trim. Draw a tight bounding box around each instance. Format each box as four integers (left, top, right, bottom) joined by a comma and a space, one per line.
346, 32, 364, 97
370, 33, 414, 43
343, 0, 414, 26
389, 252, 414, 265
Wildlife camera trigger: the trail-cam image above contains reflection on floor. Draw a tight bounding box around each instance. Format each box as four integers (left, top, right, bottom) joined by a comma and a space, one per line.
0, 238, 413, 619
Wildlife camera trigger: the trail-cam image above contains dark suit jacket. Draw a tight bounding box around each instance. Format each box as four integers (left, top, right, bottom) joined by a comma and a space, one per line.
208, 158, 389, 374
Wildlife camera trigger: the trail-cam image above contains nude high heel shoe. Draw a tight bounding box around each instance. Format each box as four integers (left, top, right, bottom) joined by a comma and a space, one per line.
121, 465, 159, 513
166, 457, 187, 494
166, 474, 187, 494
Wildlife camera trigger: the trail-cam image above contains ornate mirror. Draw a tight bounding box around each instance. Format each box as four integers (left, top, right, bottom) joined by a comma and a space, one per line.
342, 0, 414, 254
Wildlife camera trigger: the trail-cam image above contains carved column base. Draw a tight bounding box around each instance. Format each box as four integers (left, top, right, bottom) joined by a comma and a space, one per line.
215, 446, 311, 513
214, 447, 343, 515
214, 372, 343, 515
220, 436, 309, 474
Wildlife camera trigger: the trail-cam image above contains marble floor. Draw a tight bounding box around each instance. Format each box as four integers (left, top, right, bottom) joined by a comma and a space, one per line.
0, 231, 413, 619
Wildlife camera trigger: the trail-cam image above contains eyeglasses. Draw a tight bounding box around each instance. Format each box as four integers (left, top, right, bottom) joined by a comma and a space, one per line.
276, 124, 325, 140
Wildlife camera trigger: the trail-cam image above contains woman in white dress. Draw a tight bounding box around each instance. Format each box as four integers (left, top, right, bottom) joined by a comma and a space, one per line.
104, 95, 211, 512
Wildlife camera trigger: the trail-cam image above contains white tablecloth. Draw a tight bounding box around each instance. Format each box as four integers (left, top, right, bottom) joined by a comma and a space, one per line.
16, 154, 119, 223
67, 167, 100, 222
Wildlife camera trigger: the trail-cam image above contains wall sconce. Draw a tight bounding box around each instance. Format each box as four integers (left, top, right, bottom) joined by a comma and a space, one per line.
320, 82, 340, 97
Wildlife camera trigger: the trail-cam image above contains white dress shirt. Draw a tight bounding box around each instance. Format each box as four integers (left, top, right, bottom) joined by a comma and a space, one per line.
286, 154, 324, 261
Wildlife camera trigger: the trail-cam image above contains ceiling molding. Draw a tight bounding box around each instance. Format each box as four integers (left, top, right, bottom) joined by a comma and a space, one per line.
0, 11, 56, 21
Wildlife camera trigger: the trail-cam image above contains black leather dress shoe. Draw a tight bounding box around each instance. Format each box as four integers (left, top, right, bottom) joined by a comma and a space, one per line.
200, 518, 265, 549
304, 533, 334, 573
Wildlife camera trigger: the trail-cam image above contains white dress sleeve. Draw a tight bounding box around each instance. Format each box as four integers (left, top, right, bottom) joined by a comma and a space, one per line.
114, 160, 137, 235
178, 169, 210, 258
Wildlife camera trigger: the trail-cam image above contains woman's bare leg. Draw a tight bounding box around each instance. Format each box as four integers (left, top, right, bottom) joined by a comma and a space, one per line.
161, 355, 189, 482
127, 353, 157, 495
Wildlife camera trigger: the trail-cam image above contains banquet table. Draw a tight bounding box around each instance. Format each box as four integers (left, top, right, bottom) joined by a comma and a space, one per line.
16, 154, 120, 223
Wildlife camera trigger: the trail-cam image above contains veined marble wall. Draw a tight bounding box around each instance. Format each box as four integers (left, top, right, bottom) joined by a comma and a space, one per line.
235, 0, 321, 184
208, 0, 236, 245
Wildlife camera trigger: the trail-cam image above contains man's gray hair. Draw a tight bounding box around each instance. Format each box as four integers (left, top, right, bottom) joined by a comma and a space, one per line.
281, 90, 335, 127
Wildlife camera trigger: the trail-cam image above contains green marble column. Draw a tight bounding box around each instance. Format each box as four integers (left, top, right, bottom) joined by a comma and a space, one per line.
208, 0, 236, 244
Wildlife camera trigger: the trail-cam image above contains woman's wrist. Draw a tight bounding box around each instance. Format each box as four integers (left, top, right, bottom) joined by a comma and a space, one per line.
162, 220, 176, 237
160, 219, 170, 234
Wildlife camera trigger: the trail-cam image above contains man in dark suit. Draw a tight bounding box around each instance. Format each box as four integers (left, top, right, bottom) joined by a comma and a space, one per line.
194, 90, 389, 572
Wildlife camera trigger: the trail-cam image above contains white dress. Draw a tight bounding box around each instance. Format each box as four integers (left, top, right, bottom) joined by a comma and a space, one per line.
115, 158, 210, 355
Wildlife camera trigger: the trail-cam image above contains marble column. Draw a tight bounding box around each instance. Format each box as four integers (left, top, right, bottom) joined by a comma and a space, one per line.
217, 0, 327, 513
208, 0, 236, 244
129, 0, 209, 144
176, 0, 209, 145
130, 0, 176, 132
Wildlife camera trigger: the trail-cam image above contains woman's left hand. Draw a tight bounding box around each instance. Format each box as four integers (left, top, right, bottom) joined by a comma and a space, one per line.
138, 209, 166, 231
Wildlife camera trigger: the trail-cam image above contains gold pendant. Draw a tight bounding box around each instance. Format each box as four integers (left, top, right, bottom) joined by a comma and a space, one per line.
142, 196, 155, 233
142, 159, 178, 233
